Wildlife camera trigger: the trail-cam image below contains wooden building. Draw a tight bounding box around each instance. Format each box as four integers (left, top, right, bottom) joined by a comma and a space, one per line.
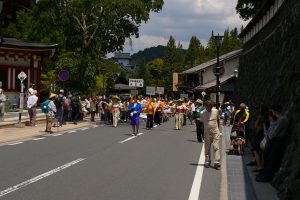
0, 37, 58, 105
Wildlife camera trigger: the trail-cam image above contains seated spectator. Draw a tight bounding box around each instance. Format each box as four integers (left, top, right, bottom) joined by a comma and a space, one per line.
251, 117, 265, 172
256, 103, 289, 182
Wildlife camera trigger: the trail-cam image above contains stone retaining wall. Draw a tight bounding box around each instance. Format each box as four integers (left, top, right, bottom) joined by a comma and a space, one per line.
235, 0, 300, 199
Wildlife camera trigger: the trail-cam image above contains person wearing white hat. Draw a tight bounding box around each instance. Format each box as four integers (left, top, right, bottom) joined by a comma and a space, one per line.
194, 99, 205, 142
27, 89, 38, 126
174, 99, 186, 130
0, 88, 7, 121
110, 96, 121, 127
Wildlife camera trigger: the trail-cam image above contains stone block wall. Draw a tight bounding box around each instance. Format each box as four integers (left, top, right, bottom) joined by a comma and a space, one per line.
235, 1, 300, 199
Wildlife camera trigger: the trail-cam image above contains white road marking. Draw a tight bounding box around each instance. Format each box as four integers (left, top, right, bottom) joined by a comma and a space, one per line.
188, 145, 205, 200
93, 125, 98, 128
68, 130, 77, 133
80, 127, 89, 131
0, 158, 85, 198
153, 125, 158, 128
119, 133, 144, 143
51, 133, 62, 137
8, 142, 23, 146
33, 138, 45, 141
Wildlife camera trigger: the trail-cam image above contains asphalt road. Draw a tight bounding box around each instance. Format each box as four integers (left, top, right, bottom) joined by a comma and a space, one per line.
0, 120, 221, 200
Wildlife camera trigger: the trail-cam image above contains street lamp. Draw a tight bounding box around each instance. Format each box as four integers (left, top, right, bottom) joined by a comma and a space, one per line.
213, 33, 224, 108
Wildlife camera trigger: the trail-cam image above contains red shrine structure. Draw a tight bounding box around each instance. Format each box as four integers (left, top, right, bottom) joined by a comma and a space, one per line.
0, 37, 58, 105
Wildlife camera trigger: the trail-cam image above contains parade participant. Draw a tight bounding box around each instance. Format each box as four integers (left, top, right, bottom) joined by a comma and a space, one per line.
46, 93, 57, 133
0, 88, 7, 121
190, 99, 196, 125
174, 99, 186, 130
233, 103, 250, 146
27, 88, 38, 126
184, 99, 190, 126
129, 96, 142, 136
154, 98, 164, 126
200, 100, 221, 169
146, 98, 156, 130
110, 96, 121, 127
194, 99, 205, 142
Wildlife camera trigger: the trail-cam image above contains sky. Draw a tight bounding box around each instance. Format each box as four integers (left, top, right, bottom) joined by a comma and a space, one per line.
122, 0, 249, 54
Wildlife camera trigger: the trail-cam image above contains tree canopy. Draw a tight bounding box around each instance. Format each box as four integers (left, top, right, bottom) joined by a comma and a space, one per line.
4, 0, 164, 94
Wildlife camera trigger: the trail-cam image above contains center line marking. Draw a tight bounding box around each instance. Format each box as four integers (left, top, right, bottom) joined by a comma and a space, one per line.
119, 133, 144, 143
188, 145, 205, 200
8, 142, 23, 146
0, 158, 85, 198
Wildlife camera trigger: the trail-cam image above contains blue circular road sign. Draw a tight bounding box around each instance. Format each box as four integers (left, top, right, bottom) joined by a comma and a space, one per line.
58, 70, 69, 81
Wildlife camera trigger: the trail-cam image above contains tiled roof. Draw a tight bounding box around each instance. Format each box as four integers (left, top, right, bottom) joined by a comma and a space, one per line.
181, 49, 242, 74
194, 74, 236, 90
1, 38, 58, 49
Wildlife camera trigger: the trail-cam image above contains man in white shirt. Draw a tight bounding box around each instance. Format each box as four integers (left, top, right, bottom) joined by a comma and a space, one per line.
27, 88, 38, 126
200, 100, 221, 170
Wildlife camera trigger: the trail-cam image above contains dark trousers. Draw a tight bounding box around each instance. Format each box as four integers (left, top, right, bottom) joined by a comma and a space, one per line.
104, 109, 111, 125
262, 137, 285, 179
146, 114, 154, 128
72, 107, 80, 122
154, 111, 161, 125
196, 120, 204, 142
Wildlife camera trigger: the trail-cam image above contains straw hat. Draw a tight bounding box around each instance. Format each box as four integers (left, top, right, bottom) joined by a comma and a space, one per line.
177, 98, 184, 102
111, 95, 120, 100
195, 99, 203, 104
49, 93, 56, 99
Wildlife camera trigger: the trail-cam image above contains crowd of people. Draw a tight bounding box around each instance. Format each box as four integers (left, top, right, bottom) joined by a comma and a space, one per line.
1, 86, 290, 176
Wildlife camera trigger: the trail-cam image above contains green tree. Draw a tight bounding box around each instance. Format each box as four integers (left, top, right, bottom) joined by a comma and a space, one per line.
185, 36, 202, 68
4, 0, 164, 92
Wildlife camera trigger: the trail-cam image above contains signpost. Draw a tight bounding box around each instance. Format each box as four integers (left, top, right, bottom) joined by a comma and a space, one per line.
58, 70, 69, 89
16, 71, 27, 127
156, 87, 164, 95
146, 86, 155, 97
129, 79, 144, 87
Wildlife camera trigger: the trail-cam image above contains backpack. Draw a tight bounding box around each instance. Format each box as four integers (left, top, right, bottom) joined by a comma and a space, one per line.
63, 98, 70, 109
41, 99, 50, 113
54, 96, 63, 108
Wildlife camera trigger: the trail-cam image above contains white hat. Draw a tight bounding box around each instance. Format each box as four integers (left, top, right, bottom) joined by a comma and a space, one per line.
59, 89, 64, 93
28, 88, 34, 95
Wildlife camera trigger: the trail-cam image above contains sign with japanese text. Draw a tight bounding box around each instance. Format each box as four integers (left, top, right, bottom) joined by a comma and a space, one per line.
129, 79, 144, 87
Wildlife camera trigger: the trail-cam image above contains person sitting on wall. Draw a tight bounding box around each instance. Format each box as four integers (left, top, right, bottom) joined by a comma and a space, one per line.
256, 103, 289, 182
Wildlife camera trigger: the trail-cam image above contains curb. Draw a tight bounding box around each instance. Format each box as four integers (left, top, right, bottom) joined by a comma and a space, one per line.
220, 126, 229, 200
